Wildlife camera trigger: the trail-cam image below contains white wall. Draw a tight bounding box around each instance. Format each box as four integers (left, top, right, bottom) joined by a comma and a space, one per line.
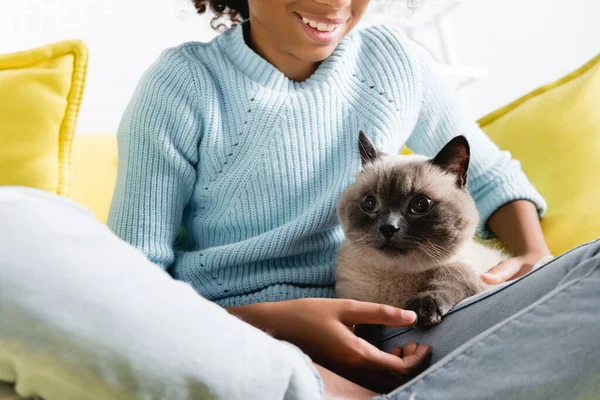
1, 0, 598, 133
0, 0, 218, 134
449, 0, 599, 118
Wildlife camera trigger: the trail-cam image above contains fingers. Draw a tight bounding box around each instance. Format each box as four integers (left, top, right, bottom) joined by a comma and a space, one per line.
395, 343, 431, 373
339, 300, 417, 327
401, 342, 417, 357
389, 346, 403, 358
335, 341, 432, 393
481, 259, 521, 284
511, 267, 532, 280
401, 343, 432, 376
403, 343, 431, 368
390, 342, 425, 357
359, 338, 431, 375
389, 342, 425, 362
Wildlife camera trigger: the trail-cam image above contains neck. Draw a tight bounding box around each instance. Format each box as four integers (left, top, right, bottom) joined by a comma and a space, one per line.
245, 18, 319, 82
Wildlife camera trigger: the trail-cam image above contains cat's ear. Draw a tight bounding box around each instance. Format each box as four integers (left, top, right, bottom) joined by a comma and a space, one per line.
431, 135, 470, 188
358, 130, 383, 167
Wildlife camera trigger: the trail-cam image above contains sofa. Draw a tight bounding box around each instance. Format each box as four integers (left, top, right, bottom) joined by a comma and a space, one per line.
0, 39, 599, 400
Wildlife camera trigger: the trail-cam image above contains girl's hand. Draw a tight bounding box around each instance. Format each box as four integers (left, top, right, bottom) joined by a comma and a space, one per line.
481, 252, 553, 285
485, 200, 553, 285
226, 298, 431, 393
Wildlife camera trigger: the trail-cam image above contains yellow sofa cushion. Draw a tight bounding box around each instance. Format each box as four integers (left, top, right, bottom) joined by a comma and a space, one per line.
70, 133, 118, 223
0, 40, 88, 196
478, 53, 600, 256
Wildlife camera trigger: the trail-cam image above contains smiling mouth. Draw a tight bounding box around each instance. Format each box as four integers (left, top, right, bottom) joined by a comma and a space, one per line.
296, 12, 346, 32
299, 17, 339, 32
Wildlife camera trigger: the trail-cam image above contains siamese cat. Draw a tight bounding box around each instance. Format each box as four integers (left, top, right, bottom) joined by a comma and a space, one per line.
335, 131, 505, 329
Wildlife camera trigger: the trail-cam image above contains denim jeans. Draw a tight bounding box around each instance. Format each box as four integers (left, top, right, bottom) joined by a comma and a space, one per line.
369, 229, 600, 399
0, 187, 599, 400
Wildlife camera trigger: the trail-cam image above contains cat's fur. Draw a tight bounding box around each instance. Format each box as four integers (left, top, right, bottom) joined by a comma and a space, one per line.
335, 131, 507, 329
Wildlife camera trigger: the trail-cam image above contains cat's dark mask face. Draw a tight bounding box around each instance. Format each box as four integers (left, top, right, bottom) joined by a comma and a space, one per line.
338, 131, 478, 264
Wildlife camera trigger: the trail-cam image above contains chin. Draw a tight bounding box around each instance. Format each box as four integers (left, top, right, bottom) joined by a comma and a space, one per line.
293, 43, 337, 63
377, 243, 411, 256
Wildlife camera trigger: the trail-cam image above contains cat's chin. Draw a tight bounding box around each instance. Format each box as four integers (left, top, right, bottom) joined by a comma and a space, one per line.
378, 243, 411, 255
368, 245, 440, 273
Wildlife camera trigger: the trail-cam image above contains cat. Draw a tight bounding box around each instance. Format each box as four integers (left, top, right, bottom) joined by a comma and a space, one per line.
335, 131, 507, 329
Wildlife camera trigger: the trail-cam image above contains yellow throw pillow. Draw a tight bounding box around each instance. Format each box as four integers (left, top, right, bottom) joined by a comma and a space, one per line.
70, 133, 118, 223
0, 40, 88, 196
479, 53, 600, 256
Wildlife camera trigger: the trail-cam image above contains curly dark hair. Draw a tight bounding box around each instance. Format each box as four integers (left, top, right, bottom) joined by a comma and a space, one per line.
192, 0, 249, 31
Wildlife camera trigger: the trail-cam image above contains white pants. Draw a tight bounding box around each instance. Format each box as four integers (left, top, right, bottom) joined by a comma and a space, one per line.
0, 187, 323, 400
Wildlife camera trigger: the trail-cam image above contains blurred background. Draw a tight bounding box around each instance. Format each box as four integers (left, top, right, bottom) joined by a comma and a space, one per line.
1, 0, 598, 133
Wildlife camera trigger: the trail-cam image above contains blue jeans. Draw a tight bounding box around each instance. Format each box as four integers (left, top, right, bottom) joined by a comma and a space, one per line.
0, 187, 599, 400
369, 234, 600, 399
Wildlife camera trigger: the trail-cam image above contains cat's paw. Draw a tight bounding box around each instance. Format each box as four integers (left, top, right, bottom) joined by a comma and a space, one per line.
406, 295, 443, 330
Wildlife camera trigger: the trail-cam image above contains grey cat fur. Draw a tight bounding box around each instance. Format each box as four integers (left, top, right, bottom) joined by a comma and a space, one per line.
335, 131, 506, 328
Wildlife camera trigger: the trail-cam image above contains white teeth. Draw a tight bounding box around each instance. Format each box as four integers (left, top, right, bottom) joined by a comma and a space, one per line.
301, 16, 339, 32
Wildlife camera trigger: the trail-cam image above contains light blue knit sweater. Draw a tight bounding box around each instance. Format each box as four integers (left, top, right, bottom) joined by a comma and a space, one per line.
108, 22, 546, 307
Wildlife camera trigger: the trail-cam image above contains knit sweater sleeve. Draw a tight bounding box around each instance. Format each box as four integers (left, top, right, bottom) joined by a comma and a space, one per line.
403, 38, 547, 238
107, 47, 201, 270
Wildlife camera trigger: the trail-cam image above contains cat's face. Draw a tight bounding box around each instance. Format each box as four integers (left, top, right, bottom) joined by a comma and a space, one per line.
337, 131, 479, 268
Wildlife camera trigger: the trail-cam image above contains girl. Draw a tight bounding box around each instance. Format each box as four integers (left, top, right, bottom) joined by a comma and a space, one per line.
3, 1, 596, 400
106, 0, 599, 398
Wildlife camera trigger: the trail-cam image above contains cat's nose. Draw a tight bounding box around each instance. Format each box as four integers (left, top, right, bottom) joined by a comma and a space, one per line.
379, 224, 399, 240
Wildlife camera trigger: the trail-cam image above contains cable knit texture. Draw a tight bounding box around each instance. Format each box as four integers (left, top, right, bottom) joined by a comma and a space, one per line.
108, 22, 546, 307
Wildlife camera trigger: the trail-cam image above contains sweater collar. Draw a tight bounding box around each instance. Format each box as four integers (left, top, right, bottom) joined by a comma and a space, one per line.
218, 21, 356, 93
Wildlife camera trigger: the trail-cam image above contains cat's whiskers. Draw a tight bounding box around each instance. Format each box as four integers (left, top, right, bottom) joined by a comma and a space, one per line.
424, 240, 459, 263
424, 239, 474, 265
421, 239, 449, 262
345, 232, 374, 255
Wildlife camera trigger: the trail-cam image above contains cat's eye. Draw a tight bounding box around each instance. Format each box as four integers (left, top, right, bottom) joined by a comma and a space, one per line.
409, 195, 433, 215
361, 195, 379, 213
